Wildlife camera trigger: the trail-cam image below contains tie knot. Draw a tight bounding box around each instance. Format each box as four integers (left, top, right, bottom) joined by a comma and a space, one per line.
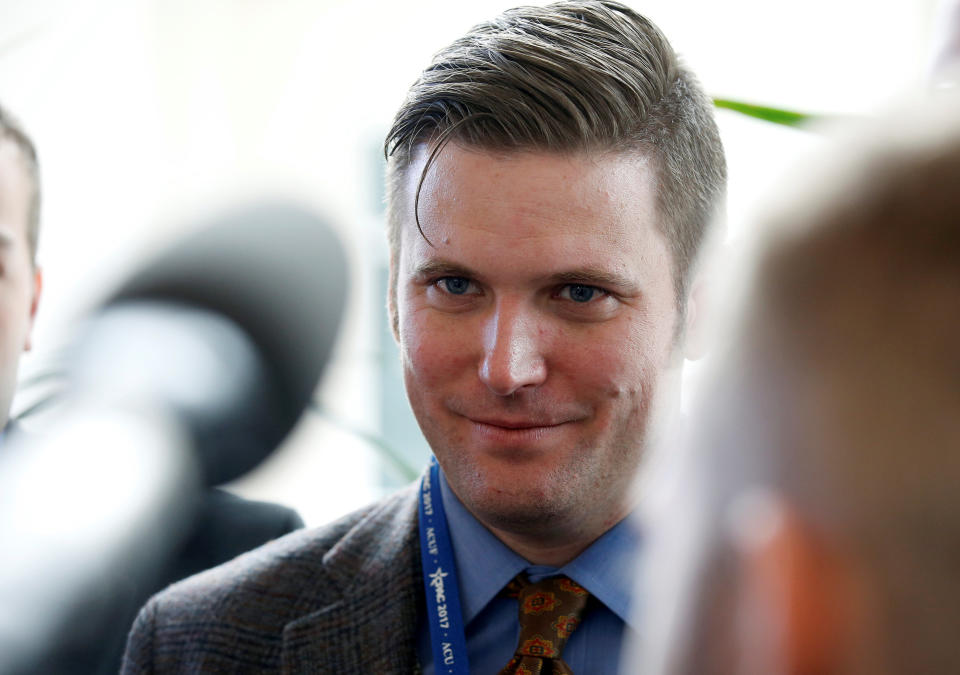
499, 575, 591, 675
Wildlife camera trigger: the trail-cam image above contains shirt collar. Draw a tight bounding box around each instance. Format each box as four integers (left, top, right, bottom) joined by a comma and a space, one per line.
438, 467, 642, 629
439, 467, 528, 624
556, 516, 641, 628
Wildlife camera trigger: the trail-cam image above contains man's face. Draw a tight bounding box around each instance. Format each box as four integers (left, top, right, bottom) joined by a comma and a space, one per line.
0, 138, 40, 428
395, 144, 683, 542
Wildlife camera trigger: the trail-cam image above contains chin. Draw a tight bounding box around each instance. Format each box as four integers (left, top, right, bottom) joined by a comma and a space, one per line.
474, 495, 573, 536
453, 463, 579, 529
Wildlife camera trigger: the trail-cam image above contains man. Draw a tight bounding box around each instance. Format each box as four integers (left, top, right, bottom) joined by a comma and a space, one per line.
0, 106, 43, 439
123, 1, 725, 672
0, 103, 304, 674
635, 105, 960, 675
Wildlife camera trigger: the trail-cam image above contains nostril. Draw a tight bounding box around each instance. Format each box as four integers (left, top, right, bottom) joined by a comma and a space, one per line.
479, 346, 547, 397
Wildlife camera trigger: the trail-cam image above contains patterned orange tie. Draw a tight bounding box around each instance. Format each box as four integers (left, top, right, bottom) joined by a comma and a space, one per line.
498, 575, 591, 675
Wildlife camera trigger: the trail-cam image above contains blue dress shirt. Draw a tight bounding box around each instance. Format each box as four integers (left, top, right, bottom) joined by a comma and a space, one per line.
417, 468, 641, 674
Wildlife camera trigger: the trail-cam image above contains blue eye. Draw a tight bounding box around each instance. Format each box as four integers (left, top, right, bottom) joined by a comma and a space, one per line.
441, 277, 471, 295
566, 284, 597, 302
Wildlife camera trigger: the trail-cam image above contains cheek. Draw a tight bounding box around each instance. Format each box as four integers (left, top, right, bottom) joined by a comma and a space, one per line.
399, 309, 472, 390
576, 318, 670, 400
0, 289, 32, 348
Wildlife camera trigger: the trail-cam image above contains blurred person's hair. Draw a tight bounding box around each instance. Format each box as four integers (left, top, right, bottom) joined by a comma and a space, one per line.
685, 102, 960, 675
383, 0, 726, 333
0, 104, 40, 263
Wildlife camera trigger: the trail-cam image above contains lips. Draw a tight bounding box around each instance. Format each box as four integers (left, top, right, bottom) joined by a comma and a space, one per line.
468, 416, 569, 430
462, 416, 578, 451
445, 397, 590, 440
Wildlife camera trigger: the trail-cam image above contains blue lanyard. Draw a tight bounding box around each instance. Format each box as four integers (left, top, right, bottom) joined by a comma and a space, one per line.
418, 457, 470, 675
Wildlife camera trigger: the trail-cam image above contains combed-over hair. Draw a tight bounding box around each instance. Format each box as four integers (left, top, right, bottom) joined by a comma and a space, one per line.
383, 0, 726, 333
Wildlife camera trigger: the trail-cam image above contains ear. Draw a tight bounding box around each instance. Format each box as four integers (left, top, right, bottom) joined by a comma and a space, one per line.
728, 492, 844, 675
387, 249, 400, 343
23, 265, 42, 352
681, 271, 708, 361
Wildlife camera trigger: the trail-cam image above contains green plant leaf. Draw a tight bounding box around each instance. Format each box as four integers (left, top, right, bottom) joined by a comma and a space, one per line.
713, 98, 815, 127
310, 403, 422, 482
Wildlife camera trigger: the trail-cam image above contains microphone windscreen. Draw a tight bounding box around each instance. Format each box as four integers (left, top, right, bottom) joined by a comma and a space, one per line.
105, 202, 347, 480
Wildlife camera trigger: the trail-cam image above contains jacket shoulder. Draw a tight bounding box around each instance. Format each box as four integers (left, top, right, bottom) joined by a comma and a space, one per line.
122, 483, 422, 673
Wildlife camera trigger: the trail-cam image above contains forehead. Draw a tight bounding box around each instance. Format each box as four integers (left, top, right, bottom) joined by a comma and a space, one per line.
399, 144, 669, 283
0, 138, 32, 237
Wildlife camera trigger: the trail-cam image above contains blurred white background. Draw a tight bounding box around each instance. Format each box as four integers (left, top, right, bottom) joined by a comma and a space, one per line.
0, 0, 942, 525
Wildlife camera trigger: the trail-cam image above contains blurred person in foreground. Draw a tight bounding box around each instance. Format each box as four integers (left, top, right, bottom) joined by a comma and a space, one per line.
0, 106, 42, 440
0, 102, 304, 674
635, 103, 960, 675
122, 1, 725, 672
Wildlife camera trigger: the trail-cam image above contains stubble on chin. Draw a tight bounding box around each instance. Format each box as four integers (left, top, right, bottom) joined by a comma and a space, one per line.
441, 447, 623, 544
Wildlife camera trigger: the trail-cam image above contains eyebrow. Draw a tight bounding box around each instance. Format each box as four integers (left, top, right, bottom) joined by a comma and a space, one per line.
411, 260, 479, 281
548, 269, 639, 293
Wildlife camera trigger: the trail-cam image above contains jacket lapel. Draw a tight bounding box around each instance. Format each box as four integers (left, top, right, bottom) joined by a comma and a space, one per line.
280, 483, 424, 673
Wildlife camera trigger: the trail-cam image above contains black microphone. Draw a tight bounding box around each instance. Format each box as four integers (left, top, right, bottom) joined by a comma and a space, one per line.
73, 201, 347, 484
0, 201, 346, 675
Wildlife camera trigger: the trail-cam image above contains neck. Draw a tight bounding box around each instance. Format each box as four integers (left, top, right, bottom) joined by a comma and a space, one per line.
487, 528, 596, 567
436, 463, 635, 567
484, 508, 629, 567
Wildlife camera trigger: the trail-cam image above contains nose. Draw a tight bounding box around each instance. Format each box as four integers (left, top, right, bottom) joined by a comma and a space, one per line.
478, 299, 548, 396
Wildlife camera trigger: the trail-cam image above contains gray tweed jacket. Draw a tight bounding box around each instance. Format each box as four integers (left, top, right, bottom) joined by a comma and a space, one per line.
121, 483, 424, 674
